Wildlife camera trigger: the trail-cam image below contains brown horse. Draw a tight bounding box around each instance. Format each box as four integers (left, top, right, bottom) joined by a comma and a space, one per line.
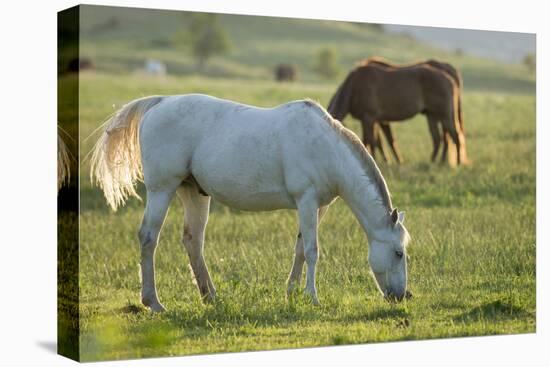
327, 60, 467, 165
366, 57, 464, 163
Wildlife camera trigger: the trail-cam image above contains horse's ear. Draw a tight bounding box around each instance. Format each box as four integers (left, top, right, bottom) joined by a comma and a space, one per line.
391, 208, 398, 225
398, 211, 405, 224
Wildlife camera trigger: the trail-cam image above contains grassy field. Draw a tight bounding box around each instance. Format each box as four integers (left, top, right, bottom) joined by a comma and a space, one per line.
58, 5, 536, 362
71, 71, 535, 361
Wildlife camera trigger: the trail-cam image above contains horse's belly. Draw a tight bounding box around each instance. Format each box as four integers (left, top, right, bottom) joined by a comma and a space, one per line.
197, 174, 295, 210
191, 142, 296, 211
379, 102, 423, 121
210, 186, 296, 211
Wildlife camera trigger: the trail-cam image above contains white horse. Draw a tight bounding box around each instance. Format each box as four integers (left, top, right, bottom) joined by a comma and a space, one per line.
91, 94, 410, 312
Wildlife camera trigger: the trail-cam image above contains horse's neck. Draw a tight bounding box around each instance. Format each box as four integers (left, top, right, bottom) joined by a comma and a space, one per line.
329, 81, 351, 122
337, 157, 389, 240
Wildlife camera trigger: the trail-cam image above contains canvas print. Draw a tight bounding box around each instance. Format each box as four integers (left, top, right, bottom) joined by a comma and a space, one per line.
57, 4, 536, 362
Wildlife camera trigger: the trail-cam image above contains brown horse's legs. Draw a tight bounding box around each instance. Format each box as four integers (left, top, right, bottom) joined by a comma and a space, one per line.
427, 114, 441, 162
373, 123, 389, 162
380, 123, 402, 164
440, 130, 450, 164
444, 118, 462, 165
361, 118, 378, 159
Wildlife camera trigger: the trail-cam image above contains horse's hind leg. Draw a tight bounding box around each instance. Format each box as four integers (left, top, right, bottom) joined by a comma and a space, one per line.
177, 182, 216, 303
374, 123, 389, 163
138, 189, 176, 312
440, 130, 450, 164
440, 112, 463, 166
287, 205, 329, 298
426, 114, 441, 162
380, 123, 403, 164
446, 121, 462, 166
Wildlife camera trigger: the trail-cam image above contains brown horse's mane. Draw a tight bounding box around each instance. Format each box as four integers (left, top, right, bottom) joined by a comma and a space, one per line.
361, 56, 463, 88
358, 56, 432, 69
303, 99, 393, 211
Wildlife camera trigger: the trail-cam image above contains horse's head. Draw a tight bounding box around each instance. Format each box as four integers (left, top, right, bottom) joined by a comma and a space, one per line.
368, 208, 410, 302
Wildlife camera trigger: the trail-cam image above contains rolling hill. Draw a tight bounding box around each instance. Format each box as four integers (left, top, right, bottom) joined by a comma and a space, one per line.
77, 5, 535, 94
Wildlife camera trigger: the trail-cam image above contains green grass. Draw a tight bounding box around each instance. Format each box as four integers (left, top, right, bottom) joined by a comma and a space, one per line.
73, 71, 535, 361
57, 5, 537, 361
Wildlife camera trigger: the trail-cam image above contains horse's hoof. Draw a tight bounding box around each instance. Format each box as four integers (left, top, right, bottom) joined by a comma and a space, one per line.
142, 297, 166, 312
286, 281, 300, 297
202, 293, 216, 304
304, 289, 321, 306
149, 303, 167, 313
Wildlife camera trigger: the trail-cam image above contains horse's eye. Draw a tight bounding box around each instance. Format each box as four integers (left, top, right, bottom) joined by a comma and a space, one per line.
395, 250, 404, 258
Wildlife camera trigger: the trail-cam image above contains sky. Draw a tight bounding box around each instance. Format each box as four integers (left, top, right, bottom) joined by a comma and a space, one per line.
384, 24, 536, 63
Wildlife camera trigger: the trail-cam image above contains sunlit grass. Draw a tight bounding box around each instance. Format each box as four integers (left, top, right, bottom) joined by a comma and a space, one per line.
66, 70, 537, 361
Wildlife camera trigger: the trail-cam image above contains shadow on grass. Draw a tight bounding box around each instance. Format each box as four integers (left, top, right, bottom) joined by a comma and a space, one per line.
83, 297, 412, 360
120, 304, 146, 315
116, 297, 411, 339
453, 298, 532, 322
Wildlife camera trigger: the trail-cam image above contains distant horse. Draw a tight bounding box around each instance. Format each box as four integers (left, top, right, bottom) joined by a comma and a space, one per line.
144, 59, 167, 76
328, 59, 467, 165
91, 94, 410, 312
366, 57, 465, 163
275, 63, 298, 82
57, 129, 71, 192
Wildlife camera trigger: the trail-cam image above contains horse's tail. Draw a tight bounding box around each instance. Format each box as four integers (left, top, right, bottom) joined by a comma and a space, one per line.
90, 95, 165, 211
451, 82, 468, 163
57, 130, 71, 192
447, 66, 465, 135
457, 87, 465, 135
448, 65, 465, 135
327, 70, 355, 122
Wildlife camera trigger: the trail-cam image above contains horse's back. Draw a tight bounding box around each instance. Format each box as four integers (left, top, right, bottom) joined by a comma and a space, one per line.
351, 64, 454, 119
351, 65, 426, 120
425, 59, 461, 88
140, 95, 339, 210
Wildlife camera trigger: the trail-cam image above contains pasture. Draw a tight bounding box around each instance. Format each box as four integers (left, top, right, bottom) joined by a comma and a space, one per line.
72, 71, 535, 361
57, 6, 536, 361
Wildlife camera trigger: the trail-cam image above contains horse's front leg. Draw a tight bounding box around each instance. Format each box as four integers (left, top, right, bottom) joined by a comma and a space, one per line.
286, 232, 305, 296
373, 122, 389, 163
138, 190, 175, 312
296, 192, 321, 305
361, 116, 378, 160
287, 206, 329, 298
380, 123, 403, 164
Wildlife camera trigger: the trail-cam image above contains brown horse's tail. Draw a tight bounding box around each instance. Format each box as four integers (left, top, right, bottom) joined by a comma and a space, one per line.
327, 70, 355, 122
452, 83, 468, 164
453, 71, 465, 138
451, 69, 464, 135
457, 88, 465, 135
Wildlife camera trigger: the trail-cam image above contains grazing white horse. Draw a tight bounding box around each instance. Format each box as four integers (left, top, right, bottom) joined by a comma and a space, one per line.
91, 94, 410, 312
